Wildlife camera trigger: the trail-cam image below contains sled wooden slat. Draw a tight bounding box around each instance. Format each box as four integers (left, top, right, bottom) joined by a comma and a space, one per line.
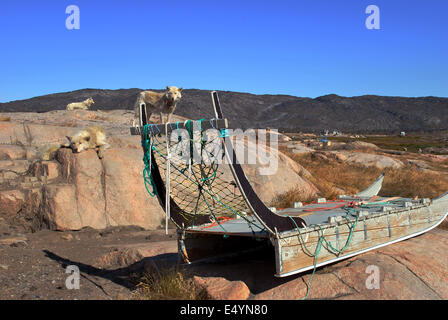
277, 205, 447, 276
130, 118, 228, 136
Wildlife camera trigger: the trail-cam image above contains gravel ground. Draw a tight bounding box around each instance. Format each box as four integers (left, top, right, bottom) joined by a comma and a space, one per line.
0, 226, 176, 300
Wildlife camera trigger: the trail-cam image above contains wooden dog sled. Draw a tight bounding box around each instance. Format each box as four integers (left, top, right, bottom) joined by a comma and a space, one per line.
130, 91, 448, 277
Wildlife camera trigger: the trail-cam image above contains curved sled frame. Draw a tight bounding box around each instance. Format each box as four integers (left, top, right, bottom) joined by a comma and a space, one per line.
136, 93, 306, 235
211, 91, 306, 234
356, 173, 384, 197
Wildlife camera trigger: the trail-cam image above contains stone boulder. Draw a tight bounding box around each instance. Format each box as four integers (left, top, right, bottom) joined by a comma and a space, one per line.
0, 122, 78, 147
343, 141, 380, 150
219, 138, 318, 203
102, 147, 166, 229
42, 184, 82, 230
95, 240, 177, 269
330, 151, 404, 169
41, 148, 166, 231
407, 159, 431, 170
72, 149, 108, 229
0, 236, 28, 247
261, 130, 292, 142
193, 276, 251, 300
0, 145, 26, 160
32, 160, 60, 181
282, 141, 314, 154
0, 190, 25, 217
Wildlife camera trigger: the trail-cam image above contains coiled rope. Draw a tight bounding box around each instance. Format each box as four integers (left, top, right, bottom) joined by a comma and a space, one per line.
288, 205, 365, 299
141, 124, 157, 197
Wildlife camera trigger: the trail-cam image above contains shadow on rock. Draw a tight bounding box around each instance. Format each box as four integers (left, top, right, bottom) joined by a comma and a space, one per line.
43, 249, 178, 292
183, 245, 311, 295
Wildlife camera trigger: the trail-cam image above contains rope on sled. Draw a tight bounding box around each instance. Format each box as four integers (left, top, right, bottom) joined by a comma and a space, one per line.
141, 124, 157, 197
288, 206, 361, 300
287, 198, 393, 299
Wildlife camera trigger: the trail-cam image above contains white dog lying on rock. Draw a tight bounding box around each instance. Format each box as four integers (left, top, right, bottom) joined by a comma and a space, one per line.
41, 126, 110, 160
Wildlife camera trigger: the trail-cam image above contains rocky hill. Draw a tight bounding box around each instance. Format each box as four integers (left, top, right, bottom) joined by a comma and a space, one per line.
1, 89, 448, 133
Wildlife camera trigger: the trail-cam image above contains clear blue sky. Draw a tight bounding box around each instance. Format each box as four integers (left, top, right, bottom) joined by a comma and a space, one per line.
0, 0, 447, 102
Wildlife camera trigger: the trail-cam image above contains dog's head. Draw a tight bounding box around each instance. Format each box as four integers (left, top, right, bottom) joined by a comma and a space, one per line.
87, 97, 95, 104
165, 86, 182, 106
66, 135, 90, 153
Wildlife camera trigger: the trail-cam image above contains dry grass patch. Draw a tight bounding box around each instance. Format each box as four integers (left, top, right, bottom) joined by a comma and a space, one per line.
329, 135, 447, 154
290, 152, 381, 198
380, 166, 448, 199
274, 149, 448, 230
0, 110, 10, 121
275, 148, 448, 207
131, 263, 207, 300
426, 158, 448, 173
270, 186, 316, 208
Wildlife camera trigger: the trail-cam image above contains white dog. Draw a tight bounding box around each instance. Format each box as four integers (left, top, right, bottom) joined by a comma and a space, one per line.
66, 97, 95, 111
41, 126, 110, 160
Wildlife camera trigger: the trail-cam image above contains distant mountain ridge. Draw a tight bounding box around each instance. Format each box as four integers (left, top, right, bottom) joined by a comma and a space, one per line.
1, 88, 448, 133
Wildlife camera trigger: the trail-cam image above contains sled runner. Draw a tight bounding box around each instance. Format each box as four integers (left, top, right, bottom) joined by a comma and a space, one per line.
130, 91, 448, 277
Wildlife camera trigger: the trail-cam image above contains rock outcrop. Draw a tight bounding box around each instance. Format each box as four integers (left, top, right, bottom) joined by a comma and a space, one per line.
330, 151, 404, 169
0, 114, 317, 231
38, 146, 167, 231
193, 276, 251, 300
225, 139, 318, 203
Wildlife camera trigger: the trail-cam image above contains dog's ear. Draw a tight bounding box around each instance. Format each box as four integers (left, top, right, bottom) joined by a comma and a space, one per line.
84, 136, 91, 142
66, 136, 72, 142
166, 86, 170, 90
178, 87, 183, 92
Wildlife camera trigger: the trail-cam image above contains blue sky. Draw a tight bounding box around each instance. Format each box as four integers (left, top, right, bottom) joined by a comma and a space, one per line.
0, 0, 447, 102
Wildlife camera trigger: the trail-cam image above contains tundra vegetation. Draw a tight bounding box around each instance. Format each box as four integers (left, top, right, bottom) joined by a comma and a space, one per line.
273, 145, 448, 232
131, 263, 207, 300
